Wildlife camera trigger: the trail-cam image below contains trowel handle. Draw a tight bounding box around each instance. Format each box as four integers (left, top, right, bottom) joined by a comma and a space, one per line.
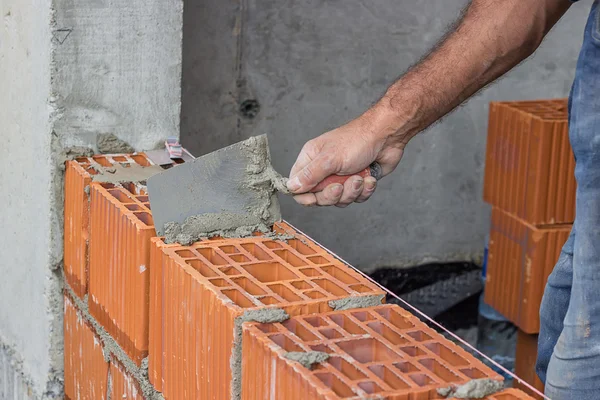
310, 162, 383, 193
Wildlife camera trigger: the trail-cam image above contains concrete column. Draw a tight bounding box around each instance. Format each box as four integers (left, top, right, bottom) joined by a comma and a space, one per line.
0, 0, 182, 397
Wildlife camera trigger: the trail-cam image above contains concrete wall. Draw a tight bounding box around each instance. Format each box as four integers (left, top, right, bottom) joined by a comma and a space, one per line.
181, 0, 591, 270
0, 0, 182, 397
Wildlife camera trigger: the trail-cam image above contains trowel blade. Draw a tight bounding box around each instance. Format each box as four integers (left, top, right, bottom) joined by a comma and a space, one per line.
146, 134, 282, 236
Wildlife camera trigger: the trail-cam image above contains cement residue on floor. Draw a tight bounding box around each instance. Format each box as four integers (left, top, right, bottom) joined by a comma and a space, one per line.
328, 294, 385, 311
97, 133, 135, 154
437, 378, 504, 399
283, 351, 329, 370
90, 163, 164, 184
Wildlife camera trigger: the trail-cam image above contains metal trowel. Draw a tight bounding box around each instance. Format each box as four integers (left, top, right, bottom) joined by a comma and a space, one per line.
147, 134, 382, 237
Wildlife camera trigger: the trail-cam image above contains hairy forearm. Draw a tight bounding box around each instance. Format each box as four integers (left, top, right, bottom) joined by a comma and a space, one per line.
370, 0, 571, 146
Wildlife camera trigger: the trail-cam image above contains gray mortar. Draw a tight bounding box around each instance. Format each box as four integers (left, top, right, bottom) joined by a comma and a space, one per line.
90, 163, 164, 184
437, 378, 504, 399
283, 351, 329, 370
328, 294, 385, 311
230, 308, 289, 400
96, 133, 135, 154
64, 282, 164, 400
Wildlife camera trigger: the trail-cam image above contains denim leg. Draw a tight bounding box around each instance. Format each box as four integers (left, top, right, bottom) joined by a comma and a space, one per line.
536, 229, 574, 384
545, 1, 600, 398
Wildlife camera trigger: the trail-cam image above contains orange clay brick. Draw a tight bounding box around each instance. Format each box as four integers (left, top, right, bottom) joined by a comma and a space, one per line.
109, 357, 144, 400
64, 153, 154, 298
242, 304, 501, 400
64, 292, 109, 400
148, 221, 386, 400
485, 389, 536, 400
88, 181, 155, 365
513, 331, 544, 400
483, 99, 575, 226
484, 208, 570, 334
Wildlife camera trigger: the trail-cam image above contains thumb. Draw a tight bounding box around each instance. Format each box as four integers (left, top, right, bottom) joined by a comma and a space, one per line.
287, 154, 337, 194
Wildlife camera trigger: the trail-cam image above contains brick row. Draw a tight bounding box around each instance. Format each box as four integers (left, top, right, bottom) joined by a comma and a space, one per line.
148, 221, 386, 399
484, 207, 570, 333
483, 99, 575, 226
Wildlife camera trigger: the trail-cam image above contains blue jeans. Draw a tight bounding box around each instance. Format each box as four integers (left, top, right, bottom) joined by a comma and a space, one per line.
536, 1, 600, 398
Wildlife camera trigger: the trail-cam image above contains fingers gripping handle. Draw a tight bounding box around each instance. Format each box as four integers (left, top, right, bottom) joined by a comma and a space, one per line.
310, 162, 383, 193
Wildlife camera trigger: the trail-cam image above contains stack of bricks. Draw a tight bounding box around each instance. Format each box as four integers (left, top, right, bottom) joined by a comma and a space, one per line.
64, 151, 537, 399
482, 99, 575, 398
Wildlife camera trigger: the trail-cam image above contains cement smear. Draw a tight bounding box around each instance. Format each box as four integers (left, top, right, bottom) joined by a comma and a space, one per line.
64, 283, 164, 400
90, 163, 164, 184
230, 308, 289, 400
283, 351, 329, 370
328, 294, 385, 311
437, 378, 504, 399
96, 133, 135, 154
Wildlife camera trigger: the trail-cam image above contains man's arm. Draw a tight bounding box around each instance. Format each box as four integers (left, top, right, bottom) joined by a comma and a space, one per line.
287, 0, 572, 207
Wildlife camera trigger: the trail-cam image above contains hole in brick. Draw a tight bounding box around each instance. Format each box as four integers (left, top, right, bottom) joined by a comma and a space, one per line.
259, 296, 280, 305
312, 279, 349, 296
368, 365, 410, 390
219, 245, 238, 254
131, 154, 150, 166
229, 254, 250, 263
409, 373, 434, 387
329, 315, 366, 335
328, 357, 367, 380
424, 343, 468, 366
320, 266, 359, 284
460, 368, 487, 379
281, 320, 319, 341
99, 182, 115, 189
407, 331, 433, 342
310, 344, 335, 354
393, 361, 420, 373
375, 307, 416, 330
337, 338, 400, 363
307, 255, 328, 264
367, 322, 409, 345
186, 260, 219, 278
303, 291, 326, 299
358, 381, 384, 394
273, 250, 307, 267
220, 266, 241, 276
319, 328, 344, 339
290, 281, 311, 290
231, 277, 267, 296
108, 189, 132, 203
269, 334, 303, 352
351, 311, 375, 322
268, 284, 302, 302
399, 346, 426, 357
242, 262, 299, 282
125, 204, 142, 211
137, 195, 149, 202
112, 156, 127, 162
222, 289, 255, 308
134, 212, 153, 226
93, 156, 112, 167
314, 373, 354, 397
262, 241, 282, 249
255, 323, 279, 334
175, 250, 195, 258
286, 239, 316, 255
121, 182, 137, 194
241, 243, 272, 260
419, 359, 460, 383
299, 268, 321, 277
197, 248, 228, 265
349, 284, 373, 293
303, 316, 328, 328
208, 278, 229, 287
86, 167, 99, 175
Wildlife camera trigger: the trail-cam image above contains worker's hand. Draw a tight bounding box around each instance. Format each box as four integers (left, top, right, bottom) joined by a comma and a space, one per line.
287, 104, 406, 207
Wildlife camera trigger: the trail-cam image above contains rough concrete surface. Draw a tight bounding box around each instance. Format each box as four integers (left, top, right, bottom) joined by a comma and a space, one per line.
96, 133, 135, 154
437, 378, 504, 399
283, 351, 329, 370
180, 0, 591, 270
329, 294, 385, 311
